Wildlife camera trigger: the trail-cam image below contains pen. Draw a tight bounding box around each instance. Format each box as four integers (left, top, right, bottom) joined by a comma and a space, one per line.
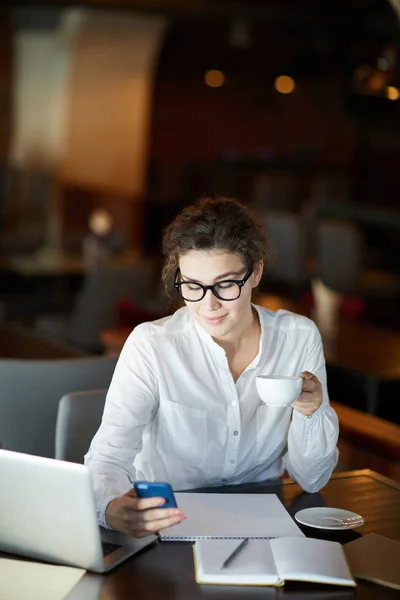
220, 537, 249, 569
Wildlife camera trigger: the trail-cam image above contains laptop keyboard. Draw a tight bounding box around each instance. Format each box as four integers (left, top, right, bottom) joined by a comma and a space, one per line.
101, 541, 122, 557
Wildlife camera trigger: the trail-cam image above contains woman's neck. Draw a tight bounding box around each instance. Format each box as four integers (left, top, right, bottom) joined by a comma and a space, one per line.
213, 306, 260, 357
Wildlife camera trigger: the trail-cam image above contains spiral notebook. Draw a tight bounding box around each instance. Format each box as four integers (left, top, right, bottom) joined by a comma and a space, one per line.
158, 493, 305, 542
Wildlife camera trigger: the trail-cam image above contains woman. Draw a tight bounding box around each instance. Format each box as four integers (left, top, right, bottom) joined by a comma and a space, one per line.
85, 197, 339, 537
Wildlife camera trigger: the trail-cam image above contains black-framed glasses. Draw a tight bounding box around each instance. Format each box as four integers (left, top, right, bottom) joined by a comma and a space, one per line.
174, 266, 253, 302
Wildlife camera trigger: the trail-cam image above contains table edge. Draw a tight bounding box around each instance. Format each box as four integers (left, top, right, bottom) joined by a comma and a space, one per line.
283, 469, 400, 491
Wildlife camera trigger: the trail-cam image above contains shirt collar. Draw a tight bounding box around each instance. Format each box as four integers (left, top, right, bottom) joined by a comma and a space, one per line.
249, 303, 265, 369
192, 314, 227, 358
190, 304, 266, 366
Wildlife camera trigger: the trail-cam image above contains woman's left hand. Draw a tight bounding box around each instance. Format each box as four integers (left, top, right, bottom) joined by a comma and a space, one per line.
291, 371, 323, 417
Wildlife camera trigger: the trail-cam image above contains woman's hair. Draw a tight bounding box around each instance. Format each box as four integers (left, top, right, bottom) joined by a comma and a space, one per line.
162, 196, 270, 297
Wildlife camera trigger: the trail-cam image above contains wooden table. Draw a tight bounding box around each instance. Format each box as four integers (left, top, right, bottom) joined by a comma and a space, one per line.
0, 324, 87, 359
67, 470, 400, 600
100, 293, 400, 416
2, 250, 141, 277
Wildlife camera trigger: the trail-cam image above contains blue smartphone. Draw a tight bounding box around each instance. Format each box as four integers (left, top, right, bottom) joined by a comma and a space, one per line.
133, 481, 178, 508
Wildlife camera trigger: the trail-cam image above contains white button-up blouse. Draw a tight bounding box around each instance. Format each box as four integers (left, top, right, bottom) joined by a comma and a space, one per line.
85, 305, 339, 527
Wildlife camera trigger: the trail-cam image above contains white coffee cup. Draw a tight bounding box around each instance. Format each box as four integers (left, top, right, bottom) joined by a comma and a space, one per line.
256, 376, 302, 407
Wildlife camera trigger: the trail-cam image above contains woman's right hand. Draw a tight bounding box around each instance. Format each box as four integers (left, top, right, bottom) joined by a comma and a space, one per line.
105, 488, 186, 538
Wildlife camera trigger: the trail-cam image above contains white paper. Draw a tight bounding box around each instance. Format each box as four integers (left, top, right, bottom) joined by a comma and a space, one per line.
271, 537, 355, 586
195, 538, 281, 585
0, 557, 86, 600
159, 493, 305, 540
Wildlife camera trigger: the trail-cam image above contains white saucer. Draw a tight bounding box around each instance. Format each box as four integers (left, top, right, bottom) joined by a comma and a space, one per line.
294, 507, 365, 530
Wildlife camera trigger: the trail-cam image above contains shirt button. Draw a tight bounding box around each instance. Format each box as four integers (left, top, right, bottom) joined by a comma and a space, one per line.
232, 401, 237, 407
233, 431, 239, 436
230, 459, 235, 464
222, 478, 227, 482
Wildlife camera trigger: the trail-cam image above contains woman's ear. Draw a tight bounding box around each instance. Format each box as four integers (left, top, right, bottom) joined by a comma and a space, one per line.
252, 260, 264, 288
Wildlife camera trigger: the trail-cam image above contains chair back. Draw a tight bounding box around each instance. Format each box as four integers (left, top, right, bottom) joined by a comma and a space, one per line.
0, 355, 117, 458
68, 262, 158, 350
55, 389, 107, 463
263, 210, 308, 286
317, 219, 362, 293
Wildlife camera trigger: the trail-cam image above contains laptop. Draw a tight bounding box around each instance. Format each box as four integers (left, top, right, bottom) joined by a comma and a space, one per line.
0, 450, 157, 573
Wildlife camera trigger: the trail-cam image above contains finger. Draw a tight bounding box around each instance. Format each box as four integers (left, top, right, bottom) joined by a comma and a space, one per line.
135, 496, 167, 511
291, 400, 315, 416
299, 371, 319, 383
122, 492, 167, 511
139, 513, 185, 534
291, 398, 315, 408
293, 393, 321, 408
295, 392, 321, 407
299, 380, 318, 393
133, 515, 185, 538
140, 507, 185, 523
124, 488, 137, 498
293, 394, 314, 406
292, 393, 319, 406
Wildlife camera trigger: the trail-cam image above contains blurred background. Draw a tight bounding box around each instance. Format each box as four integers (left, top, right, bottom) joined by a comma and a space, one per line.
2, 1, 400, 473
1, 2, 400, 302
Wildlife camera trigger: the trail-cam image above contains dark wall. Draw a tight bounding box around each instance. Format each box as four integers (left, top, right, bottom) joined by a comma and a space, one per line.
150, 72, 357, 167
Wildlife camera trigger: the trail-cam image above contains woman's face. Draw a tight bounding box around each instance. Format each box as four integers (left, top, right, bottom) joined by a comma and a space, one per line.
178, 250, 263, 340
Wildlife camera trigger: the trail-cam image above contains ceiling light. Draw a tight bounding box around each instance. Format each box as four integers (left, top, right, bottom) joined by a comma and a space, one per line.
274, 75, 295, 94
386, 85, 400, 100
205, 70, 225, 88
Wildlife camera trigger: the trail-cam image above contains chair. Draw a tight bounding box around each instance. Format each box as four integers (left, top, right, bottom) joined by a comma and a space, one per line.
316, 219, 362, 294
262, 210, 309, 287
36, 261, 161, 352
312, 219, 400, 339
316, 219, 400, 296
0, 355, 117, 458
55, 389, 107, 463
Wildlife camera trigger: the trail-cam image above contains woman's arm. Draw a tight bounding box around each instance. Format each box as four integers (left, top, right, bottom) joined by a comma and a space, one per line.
285, 322, 339, 492
84, 327, 158, 526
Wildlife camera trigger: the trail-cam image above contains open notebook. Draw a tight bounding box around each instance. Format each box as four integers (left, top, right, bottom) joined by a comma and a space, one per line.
193, 537, 356, 587
159, 493, 304, 541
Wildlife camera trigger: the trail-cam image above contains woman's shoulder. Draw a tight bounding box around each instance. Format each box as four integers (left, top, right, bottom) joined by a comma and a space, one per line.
128, 306, 192, 341
254, 304, 318, 334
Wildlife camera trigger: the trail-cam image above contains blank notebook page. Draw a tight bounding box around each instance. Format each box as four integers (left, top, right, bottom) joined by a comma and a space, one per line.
159, 493, 305, 540
195, 538, 282, 585
271, 537, 355, 585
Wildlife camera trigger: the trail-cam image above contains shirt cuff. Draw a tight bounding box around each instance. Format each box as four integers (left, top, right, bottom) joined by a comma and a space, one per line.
98, 496, 119, 529
292, 403, 324, 426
